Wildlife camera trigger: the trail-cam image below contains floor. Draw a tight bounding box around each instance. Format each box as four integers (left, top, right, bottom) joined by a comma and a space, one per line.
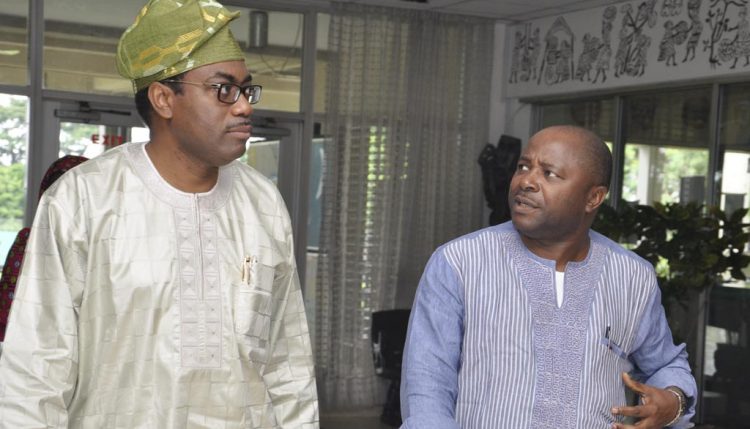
320, 407, 395, 429
318, 409, 733, 429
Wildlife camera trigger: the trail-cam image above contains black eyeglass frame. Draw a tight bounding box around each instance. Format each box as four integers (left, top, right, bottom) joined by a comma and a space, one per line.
161, 79, 262, 105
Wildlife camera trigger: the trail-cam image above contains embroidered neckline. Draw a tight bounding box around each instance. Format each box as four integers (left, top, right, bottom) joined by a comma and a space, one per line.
506, 230, 606, 428
125, 142, 233, 211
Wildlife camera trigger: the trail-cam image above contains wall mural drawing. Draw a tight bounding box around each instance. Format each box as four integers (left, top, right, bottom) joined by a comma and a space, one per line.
538, 17, 575, 85
658, 20, 691, 65
730, 6, 750, 68
507, 0, 749, 94
509, 25, 541, 83
704, 0, 750, 68
662, 0, 685, 16
614, 0, 658, 77
576, 6, 618, 82
682, 0, 704, 61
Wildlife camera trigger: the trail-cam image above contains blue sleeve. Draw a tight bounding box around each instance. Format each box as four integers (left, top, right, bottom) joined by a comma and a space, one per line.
399, 248, 464, 429
629, 286, 697, 428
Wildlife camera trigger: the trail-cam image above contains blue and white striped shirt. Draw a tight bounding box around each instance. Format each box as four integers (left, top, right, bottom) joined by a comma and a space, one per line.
400, 222, 696, 429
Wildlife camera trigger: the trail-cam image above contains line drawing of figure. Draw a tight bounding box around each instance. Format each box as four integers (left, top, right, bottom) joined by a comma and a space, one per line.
509, 25, 541, 84
576, 34, 599, 81
509, 30, 524, 83
683, 0, 703, 62
527, 28, 541, 82
614, 0, 658, 78
704, 0, 749, 68
557, 38, 574, 81
733, 6, 750, 67
634, 32, 652, 75
658, 19, 690, 65
575, 5, 618, 83
661, 0, 684, 16
537, 16, 575, 85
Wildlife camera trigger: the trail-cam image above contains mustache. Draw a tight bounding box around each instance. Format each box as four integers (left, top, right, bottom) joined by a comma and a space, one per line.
225, 120, 252, 131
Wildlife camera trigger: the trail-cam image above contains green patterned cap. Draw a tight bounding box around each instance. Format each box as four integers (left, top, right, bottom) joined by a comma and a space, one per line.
116, 0, 245, 92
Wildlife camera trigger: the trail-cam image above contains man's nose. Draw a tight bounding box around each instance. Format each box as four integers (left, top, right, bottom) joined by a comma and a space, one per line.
231, 95, 254, 117
520, 170, 540, 192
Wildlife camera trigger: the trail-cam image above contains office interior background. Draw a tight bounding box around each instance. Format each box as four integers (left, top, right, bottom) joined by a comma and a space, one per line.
1, 0, 750, 427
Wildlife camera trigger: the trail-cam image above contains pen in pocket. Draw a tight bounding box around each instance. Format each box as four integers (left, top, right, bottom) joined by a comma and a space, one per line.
242, 255, 256, 285
605, 325, 612, 350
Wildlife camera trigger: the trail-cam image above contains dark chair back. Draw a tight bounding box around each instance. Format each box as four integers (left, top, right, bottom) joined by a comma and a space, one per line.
371, 309, 411, 381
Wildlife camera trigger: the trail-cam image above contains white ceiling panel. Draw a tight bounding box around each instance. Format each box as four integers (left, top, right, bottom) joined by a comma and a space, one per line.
438, 1, 538, 17
336, 0, 623, 22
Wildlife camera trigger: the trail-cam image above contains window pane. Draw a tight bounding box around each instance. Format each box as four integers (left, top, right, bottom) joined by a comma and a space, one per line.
230, 8, 303, 112
703, 287, 750, 427
721, 82, 750, 151
43, 0, 139, 95
304, 136, 326, 341
719, 83, 750, 222
719, 82, 750, 237
540, 98, 614, 141
307, 137, 325, 250
623, 88, 711, 206
0, 94, 28, 270
315, 13, 329, 114
242, 139, 280, 185
0, 0, 28, 86
717, 82, 750, 285
703, 80, 750, 429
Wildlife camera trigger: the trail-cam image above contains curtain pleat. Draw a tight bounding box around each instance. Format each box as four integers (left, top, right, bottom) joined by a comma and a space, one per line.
315, 3, 494, 410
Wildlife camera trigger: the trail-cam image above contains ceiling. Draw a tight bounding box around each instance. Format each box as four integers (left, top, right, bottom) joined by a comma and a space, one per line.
335, 0, 624, 22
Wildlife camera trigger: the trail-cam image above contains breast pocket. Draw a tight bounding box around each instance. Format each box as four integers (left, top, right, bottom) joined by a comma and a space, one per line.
233, 255, 275, 363
599, 335, 629, 361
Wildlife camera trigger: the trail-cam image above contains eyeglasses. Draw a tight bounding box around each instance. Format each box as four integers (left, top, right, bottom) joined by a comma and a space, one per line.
161, 80, 262, 105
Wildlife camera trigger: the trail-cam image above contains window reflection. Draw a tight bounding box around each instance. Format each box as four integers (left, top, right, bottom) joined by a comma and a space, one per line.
540, 98, 614, 141
623, 88, 711, 206
720, 83, 750, 217
43, 0, 139, 95
0, 0, 28, 87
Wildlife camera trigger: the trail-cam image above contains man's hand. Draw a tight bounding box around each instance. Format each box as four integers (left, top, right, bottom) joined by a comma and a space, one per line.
610, 372, 680, 428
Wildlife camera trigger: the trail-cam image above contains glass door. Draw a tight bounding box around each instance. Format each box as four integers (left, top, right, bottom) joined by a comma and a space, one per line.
23, 98, 145, 226
51, 100, 147, 160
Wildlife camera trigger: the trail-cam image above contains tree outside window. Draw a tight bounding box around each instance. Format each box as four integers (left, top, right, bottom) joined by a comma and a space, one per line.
0, 94, 28, 268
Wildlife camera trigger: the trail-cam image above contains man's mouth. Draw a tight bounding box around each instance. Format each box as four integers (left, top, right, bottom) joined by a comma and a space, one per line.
226, 123, 252, 137
513, 194, 538, 209
227, 124, 252, 132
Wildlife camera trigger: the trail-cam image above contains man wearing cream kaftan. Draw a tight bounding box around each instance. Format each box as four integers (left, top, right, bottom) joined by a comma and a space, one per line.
0, 142, 318, 428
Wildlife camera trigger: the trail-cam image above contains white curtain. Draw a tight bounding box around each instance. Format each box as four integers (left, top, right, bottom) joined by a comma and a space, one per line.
315, 2, 494, 410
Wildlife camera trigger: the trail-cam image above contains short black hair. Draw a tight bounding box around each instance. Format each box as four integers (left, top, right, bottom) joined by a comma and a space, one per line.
134, 72, 186, 127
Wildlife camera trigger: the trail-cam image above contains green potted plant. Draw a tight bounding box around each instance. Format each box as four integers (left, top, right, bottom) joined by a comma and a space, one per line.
593, 201, 750, 369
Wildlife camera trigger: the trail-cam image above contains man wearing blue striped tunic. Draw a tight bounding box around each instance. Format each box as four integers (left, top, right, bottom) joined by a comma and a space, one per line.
400, 125, 695, 428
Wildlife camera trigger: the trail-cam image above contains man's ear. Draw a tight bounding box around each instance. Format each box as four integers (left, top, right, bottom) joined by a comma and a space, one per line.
585, 185, 608, 214
148, 82, 175, 120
